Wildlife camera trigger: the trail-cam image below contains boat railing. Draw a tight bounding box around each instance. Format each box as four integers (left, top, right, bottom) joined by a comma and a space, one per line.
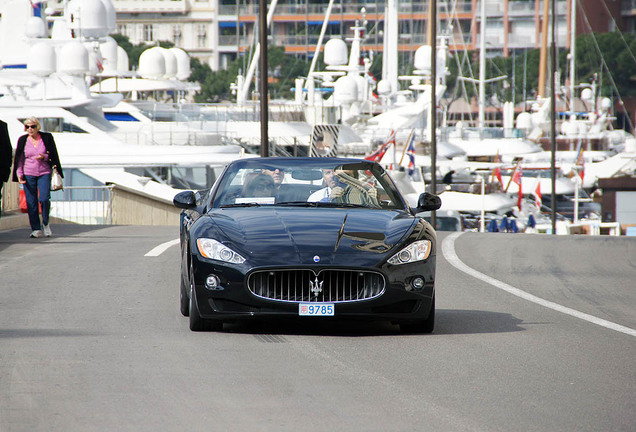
50, 186, 115, 225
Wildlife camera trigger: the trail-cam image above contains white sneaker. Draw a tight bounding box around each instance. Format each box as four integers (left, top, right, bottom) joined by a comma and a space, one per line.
30, 230, 43, 238
43, 225, 52, 237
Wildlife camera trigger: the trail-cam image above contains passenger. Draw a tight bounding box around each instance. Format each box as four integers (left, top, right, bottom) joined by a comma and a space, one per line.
242, 173, 276, 198
330, 169, 380, 207
307, 168, 339, 202
12, 117, 64, 238
261, 167, 285, 200
0, 119, 12, 222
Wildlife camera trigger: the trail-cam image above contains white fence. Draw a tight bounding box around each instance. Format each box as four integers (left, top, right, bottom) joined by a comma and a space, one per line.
50, 186, 114, 225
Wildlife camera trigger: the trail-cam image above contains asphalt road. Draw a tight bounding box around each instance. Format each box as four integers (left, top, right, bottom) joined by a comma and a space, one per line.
1, 225, 635, 432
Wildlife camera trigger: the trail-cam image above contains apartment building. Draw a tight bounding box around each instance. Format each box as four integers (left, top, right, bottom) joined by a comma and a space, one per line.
112, 0, 219, 69
110, 0, 619, 72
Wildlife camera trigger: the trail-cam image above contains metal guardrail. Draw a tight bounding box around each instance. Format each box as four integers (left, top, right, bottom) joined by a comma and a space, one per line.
50, 185, 115, 225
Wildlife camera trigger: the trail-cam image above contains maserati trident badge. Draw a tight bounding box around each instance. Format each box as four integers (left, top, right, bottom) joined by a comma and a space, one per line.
313, 255, 320, 263
309, 276, 324, 297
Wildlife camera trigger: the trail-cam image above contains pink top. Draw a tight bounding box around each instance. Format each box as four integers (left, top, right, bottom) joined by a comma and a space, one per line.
17, 136, 52, 178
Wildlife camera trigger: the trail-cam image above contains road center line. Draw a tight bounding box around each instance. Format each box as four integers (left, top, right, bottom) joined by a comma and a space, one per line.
442, 232, 636, 338
145, 239, 180, 257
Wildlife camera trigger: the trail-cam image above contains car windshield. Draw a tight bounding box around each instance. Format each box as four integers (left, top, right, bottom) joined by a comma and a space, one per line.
211, 158, 406, 210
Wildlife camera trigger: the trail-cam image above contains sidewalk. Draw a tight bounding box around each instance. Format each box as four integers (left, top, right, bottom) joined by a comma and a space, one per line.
0, 210, 67, 232
0, 210, 30, 232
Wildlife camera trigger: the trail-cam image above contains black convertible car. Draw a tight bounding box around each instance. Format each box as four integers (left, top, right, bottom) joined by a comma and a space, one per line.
173, 157, 442, 333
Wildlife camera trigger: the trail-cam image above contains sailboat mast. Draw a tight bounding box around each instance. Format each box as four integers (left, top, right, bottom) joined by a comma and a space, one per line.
479, 0, 486, 129
538, 0, 550, 98
383, 0, 399, 94
569, 0, 576, 104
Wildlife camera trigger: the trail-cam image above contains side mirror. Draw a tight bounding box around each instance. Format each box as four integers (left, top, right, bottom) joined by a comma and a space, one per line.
415, 192, 442, 212
173, 191, 197, 209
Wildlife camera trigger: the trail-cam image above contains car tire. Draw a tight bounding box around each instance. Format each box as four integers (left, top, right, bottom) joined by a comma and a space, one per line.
188, 262, 223, 332
180, 273, 190, 317
399, 295, 435, 334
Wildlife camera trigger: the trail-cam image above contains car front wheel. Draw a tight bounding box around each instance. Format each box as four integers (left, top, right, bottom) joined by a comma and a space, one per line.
180, 271, 190, 317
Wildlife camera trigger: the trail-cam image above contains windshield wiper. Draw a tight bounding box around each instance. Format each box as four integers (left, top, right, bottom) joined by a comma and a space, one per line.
220, 203, 262, 208
313, 202, 367, 208
275, 201, 319, 207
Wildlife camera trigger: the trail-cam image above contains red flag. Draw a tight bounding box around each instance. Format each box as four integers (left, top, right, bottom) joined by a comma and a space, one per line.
490, 151, 503, 188
365, 129, 395, 162
574, 141, 585, 181
511, 165, 523, 209
533, 181, 542, 208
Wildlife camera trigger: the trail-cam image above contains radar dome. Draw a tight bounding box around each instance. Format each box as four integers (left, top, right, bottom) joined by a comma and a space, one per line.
334, 75, 358, 105
581, 88, 594, 102
117, 46, 130, 73
600, 97, 612, 111
27, 43, 56, 77
377, 79, 392, 96
99, 36, 118, 74
67, 0, 108, 39
515, 112, 532, 130
58, 42, 89, 75
50, 18, 73, 40
169, 48, 191, 80
99, 0, 117, 34
162, 49, 177, 78
25, 17, 47, 38
414, 45, 432, 73
324, 39, 348, 66
138, 47, 166, 79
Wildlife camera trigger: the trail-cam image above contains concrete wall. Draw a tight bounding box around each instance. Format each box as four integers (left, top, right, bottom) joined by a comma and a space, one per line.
109, 184, 180, 226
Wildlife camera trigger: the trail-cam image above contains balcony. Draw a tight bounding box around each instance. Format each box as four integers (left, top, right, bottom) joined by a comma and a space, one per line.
622, 0, 636, 14
113, 0, 188, 13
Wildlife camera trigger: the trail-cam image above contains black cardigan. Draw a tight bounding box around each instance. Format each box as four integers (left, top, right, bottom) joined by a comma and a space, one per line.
12, 132, 64, 182
0, 120, 11, 182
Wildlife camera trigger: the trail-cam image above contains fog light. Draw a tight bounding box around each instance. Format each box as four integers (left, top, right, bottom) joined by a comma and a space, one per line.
411, 277, 425, 290
205, 274, 221, 290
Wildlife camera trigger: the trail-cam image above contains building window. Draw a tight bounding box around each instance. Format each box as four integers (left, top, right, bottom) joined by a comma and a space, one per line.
172, 25, 182, 46
117, 24, 130, 38
197, 24, 207, 48
144, 24, 154, 42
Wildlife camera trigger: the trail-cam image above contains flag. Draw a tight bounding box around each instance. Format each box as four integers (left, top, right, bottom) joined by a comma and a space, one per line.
510, 163, 523, 209
533, 180, 542, 209
30, 1, 42, 17
491, 151, 503, 188
574, 140, 585, 181
365, 129, 395, 162
405, 132, 416, 176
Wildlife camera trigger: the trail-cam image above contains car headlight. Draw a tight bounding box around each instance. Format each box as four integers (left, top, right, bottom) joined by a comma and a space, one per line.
388, 240, 432, 265
196, 238, 246, 264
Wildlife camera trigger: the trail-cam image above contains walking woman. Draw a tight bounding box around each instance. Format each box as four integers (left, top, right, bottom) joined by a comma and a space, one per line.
12, 117, 63, 238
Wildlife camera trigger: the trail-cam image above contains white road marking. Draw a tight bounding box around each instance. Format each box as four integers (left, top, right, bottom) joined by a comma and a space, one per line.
442, 232, 636, 338
145, 239, 180, 257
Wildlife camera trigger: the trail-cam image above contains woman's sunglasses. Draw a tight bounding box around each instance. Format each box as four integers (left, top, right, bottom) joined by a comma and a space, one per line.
25, 125, 37, 130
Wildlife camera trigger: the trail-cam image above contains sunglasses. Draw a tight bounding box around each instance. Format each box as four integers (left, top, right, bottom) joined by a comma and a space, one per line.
25, 125, 37, 129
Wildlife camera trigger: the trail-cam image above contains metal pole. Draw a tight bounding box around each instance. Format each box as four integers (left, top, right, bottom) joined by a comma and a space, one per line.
480, 175, 486, 232
478, 0, 486, 130
259, 0, 269, 157
430, 0, 437, 229
550, 0, 557, 233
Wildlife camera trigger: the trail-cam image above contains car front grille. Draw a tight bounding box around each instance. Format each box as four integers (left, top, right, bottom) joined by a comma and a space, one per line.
247, 269, 385, 303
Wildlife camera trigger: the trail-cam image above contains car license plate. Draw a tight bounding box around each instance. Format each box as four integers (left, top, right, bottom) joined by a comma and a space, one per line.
299, 303, 334, 316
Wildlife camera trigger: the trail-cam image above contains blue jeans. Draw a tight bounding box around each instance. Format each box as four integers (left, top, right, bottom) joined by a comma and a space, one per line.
24, 173, 51, 231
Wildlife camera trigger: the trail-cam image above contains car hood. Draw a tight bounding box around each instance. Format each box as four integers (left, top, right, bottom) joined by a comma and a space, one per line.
205, 208, 416, 266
